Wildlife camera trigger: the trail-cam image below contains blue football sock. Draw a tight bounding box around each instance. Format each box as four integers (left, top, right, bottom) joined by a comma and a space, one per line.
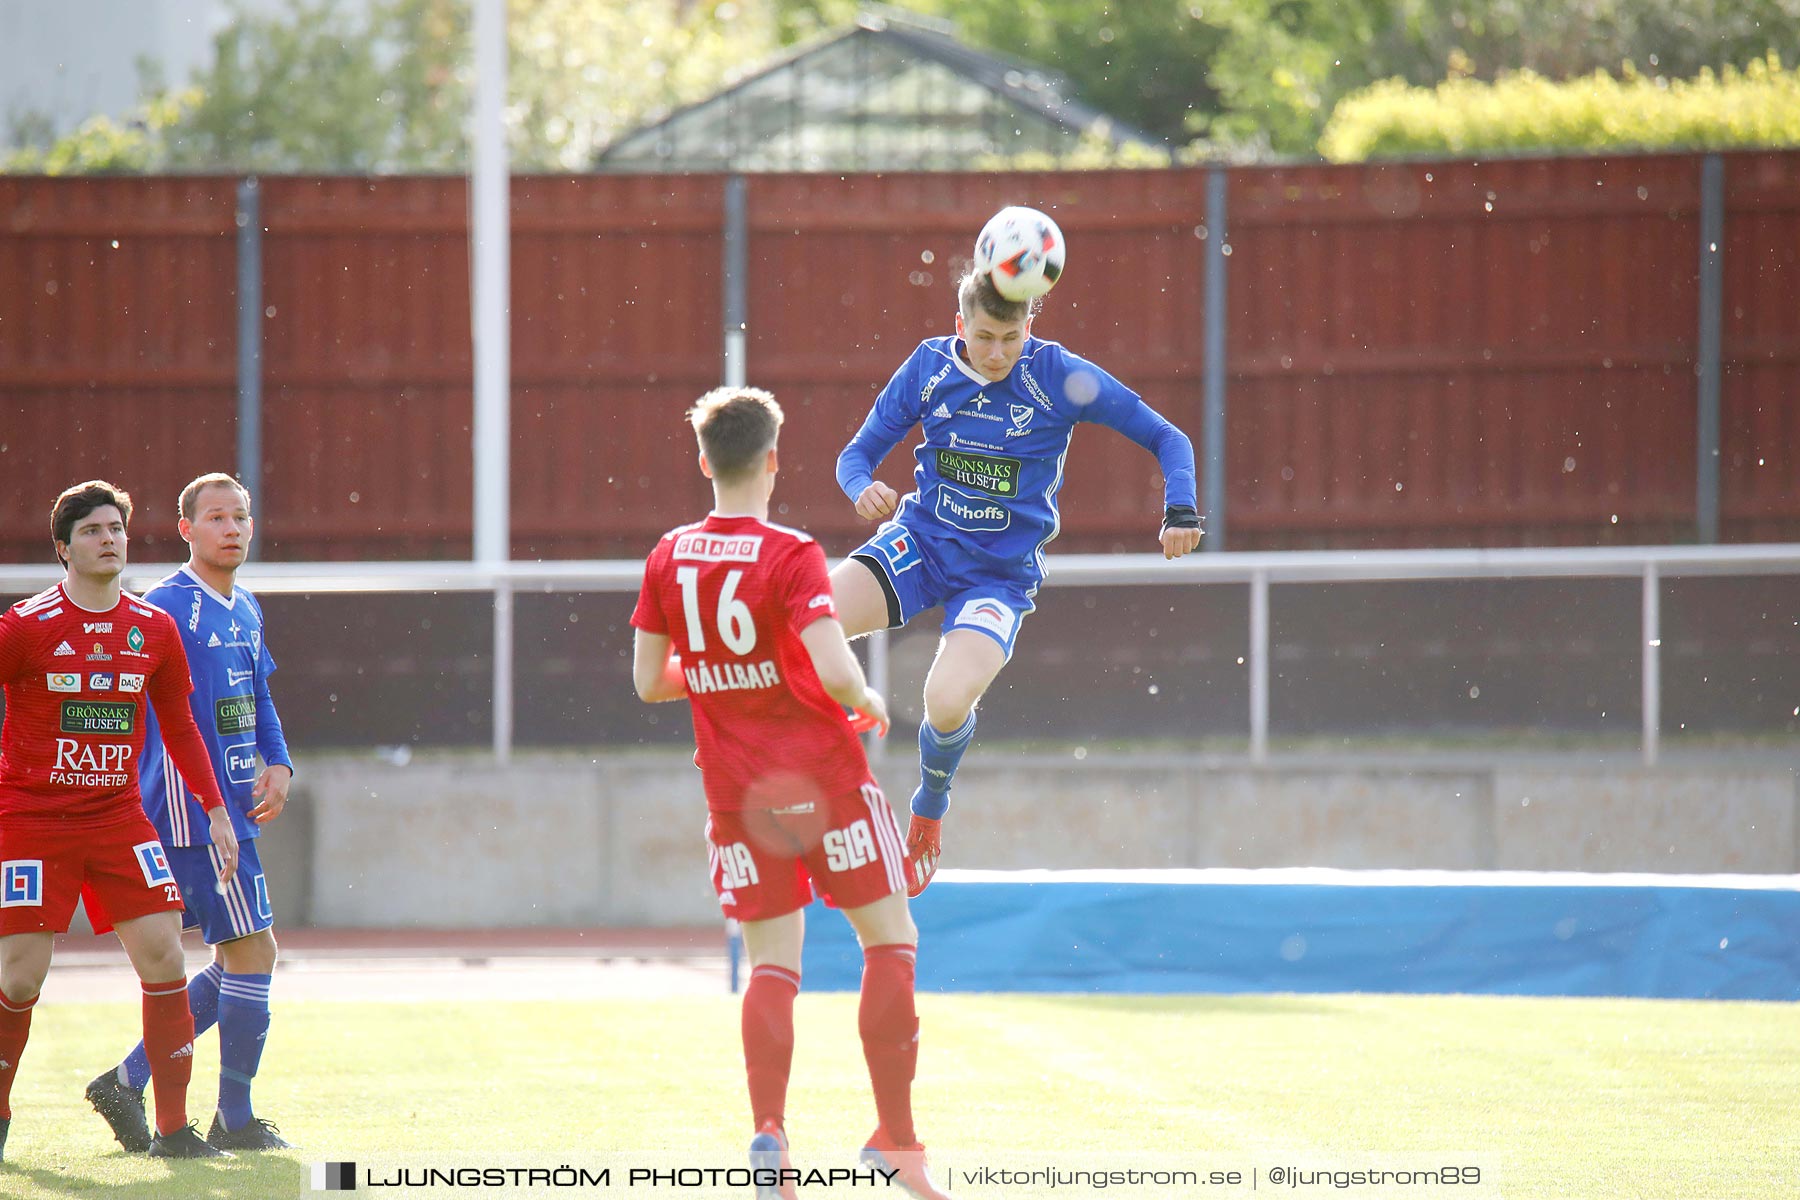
911, 711, 977, 820
121, 961, 222, 1091
216, 972, 272, 1131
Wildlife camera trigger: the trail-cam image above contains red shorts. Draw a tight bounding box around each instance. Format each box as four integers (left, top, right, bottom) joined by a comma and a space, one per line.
0, 814, 185, 936
707, 781, 908, 922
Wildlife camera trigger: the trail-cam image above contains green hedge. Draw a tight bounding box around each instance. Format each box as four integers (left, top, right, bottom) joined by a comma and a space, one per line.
1321, 54, 1800, 161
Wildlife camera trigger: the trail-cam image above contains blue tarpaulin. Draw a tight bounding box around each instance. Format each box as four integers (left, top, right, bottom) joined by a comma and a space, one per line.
796, 869, 1800, 999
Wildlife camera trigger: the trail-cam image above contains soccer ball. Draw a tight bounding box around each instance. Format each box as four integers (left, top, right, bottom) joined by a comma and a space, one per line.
973, 206, 1066, 302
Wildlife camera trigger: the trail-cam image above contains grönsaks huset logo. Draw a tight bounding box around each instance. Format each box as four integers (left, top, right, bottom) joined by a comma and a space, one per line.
216, 695, 257, 736
60, 700, 134, 734
311, 1161, 356, 1190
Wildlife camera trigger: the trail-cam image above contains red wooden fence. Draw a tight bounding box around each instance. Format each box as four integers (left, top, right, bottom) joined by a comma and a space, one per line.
2, 153, 1794, 563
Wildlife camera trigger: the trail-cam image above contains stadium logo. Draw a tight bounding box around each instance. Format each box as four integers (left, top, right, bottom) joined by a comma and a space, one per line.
1, 861, 43, 908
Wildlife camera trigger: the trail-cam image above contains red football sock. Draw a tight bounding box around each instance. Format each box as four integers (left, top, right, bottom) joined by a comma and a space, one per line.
859, 944, 920, 1146
0, 987, 39, 1121
742, 965, 800, 1132
141, 978, 196, 1136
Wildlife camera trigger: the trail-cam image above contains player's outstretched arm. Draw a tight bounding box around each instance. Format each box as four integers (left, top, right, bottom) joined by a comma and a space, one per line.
632, 630, 690, 703
799, 618, 889, 736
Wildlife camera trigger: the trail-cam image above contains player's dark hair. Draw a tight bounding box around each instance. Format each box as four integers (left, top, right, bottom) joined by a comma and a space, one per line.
688, 387, 784, 483
50, 480, 133, 567
957, 266, 1035, 323
179, 471, 252, 520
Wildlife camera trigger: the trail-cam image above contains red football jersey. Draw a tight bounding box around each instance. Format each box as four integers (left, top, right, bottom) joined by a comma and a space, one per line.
0, 584, 224, 827
631, 514, 870, 812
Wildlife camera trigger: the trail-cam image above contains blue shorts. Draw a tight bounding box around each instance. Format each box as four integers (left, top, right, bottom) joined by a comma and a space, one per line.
848, 513, 1038, 659
167, 839, 273, 945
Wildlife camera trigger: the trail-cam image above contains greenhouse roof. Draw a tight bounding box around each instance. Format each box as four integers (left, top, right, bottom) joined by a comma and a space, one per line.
594, 7, 1156, 172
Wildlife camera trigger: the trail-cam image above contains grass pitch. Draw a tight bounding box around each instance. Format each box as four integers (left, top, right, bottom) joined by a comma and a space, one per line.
4, 991, 1795, 1199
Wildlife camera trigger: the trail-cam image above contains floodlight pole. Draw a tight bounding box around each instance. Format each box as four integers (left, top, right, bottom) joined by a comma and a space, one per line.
1202, 167, 1229, 552
472, 0, 513, 761
235, 177, 263, 525
722, 174, 748, 387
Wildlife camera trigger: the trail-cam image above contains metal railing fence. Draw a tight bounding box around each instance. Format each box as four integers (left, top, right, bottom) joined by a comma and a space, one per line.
5, 544, 1797, 765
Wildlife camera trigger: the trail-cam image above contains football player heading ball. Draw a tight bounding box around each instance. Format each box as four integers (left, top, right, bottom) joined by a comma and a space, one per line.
831, 205, 1204, 895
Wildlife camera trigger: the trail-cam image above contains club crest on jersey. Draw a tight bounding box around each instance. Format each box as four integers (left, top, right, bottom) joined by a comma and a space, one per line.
1, 862, 43, 908
134, 842, 175, 888
1007, 404, 1035, 438
127, 626, 145, 652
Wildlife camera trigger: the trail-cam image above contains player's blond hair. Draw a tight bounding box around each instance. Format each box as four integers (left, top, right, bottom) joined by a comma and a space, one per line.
688, 387, 784, 483
179, 472, 252, 521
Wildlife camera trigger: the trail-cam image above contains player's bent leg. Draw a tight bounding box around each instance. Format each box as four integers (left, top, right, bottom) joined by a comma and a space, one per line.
904, 630, 1008, 894
738, 911, 804, 1200
828, 557, 895, 640
921, 629, 1007, 733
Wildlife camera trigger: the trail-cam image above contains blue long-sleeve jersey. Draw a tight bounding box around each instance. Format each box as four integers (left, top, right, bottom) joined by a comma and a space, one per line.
837, 335, 1196, 576
139, 567, 292, 845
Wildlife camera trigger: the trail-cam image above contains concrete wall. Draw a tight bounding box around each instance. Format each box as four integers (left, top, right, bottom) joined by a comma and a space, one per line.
249, 751, 1800, 929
